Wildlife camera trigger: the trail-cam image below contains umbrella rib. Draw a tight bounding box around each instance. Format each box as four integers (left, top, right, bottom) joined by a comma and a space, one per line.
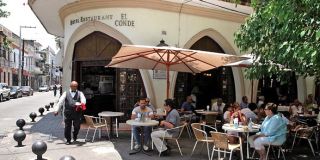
170, 51, 197, 65
111, 49, 159, 59
178, 51, 217, 68
151, 49, 167, 70
107, 51, 167, 67
171, 51, 197, 73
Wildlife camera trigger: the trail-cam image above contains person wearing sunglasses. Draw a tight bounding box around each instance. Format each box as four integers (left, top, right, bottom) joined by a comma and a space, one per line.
248, 103, 287, 160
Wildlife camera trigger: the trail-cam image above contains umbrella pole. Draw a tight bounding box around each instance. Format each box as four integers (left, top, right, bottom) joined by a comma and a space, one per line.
166, 65, 170, 99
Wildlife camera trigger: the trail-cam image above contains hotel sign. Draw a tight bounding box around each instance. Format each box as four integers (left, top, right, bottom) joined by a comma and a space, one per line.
69, 13, 135, 27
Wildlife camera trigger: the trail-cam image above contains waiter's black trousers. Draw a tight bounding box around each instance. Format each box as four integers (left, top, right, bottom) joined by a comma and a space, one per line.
64, 112, 81, 142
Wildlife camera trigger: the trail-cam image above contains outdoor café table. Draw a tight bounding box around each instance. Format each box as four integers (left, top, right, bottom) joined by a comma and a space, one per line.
222, 123, 260, 159
126, 119, 159, 155
298, 113, 318, 119
98, 111, 124, 138
196, 110, 219, 124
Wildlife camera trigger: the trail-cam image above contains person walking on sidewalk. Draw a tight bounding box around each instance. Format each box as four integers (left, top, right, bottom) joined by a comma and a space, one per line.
60, 85, 63, 97
53, 84, 57, 97
54, 81, 86, 145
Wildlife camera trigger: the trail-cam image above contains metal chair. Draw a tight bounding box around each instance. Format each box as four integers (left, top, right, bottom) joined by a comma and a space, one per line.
84, 115, 109, 142
210, 131, 243, 160
159, 123, 186, 157
251, 142, 286, 160
180, 114, 194, 138
191, 123, 217, 160
291, 126, 316, 156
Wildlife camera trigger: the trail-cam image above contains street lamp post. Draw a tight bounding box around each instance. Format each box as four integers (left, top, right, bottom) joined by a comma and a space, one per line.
19, 26, 36, 87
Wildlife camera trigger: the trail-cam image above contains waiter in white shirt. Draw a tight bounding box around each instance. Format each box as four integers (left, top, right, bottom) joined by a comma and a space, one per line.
54, 81, 86, 145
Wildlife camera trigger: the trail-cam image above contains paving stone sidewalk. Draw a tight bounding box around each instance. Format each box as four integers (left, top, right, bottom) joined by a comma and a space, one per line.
0, 112, 121, 160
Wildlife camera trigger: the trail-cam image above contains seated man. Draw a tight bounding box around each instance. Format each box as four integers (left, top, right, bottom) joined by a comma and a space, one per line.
151, 99, 181, 156
131, 98, 154, 150
241, 103, 258, 122
212, 98, 225, 121
211, 98, 225, 114
180, 96, 194, 114
248, 103, 287, 160
146, 97, 156, 113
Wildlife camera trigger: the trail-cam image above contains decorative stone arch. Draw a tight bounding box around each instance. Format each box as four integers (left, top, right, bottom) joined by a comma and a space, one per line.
63, 21, 155, 103
171, 28, 245, 102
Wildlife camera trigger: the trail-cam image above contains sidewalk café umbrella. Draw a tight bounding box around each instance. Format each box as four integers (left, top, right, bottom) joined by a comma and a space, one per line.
106, 44, 248, 98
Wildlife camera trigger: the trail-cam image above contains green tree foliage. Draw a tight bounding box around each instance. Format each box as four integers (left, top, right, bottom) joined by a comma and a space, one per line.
0, 0, 10, 18
234, 0, 320, 81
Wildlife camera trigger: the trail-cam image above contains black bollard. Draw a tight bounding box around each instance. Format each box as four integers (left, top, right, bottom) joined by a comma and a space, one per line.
29, 112, 37, 122
16, 119, 26, 130
38, 107, 45, 116
45, 105, 50, 111
59, 155, 76, 160
13, 130, 26, 147
50, 102, 54, 108
32, 140, 47, 160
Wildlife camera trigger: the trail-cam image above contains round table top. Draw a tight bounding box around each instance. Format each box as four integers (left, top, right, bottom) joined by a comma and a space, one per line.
298, 114, 318, 118
126, 119, 159, 126
98, 111, 124, 117
196, 111, 219, 115
222, 123, 260, 133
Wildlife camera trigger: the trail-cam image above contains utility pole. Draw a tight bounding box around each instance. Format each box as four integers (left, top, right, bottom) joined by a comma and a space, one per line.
50, 59, 53, 85
19, 26, 36, 87
21, 40, 25, 86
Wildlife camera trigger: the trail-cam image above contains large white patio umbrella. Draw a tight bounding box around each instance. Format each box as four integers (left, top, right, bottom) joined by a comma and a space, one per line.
106, 43, 248, 98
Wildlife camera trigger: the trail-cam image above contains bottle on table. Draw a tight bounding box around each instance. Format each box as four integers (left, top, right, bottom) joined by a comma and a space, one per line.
234, 117, 239, 129
248, 118, 253, 130
207, 105, 210, 111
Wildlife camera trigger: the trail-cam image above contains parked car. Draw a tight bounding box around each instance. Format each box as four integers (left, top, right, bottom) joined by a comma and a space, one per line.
0, 83, 11, 101
21, 86, 34, 96
10, 86, 23, 98
39, 85, 49, 92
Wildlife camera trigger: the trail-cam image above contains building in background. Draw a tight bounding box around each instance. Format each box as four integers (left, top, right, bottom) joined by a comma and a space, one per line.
28, 0, 316, 117
0, 24, 57, 90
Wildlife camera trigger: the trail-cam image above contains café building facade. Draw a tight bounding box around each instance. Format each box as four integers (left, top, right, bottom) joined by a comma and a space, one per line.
29, 0, 316, 116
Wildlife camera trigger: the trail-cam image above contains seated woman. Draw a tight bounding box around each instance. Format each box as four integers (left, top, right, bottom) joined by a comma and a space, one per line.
248, 103, 287, 160
230, 102, 247, 125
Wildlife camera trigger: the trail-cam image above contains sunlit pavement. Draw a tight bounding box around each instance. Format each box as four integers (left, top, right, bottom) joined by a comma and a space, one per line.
0, 91, 122, 160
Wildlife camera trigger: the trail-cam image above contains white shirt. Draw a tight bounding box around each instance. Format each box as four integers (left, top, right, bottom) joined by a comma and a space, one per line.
211, 102, 225, 114
54, 89, 86, 112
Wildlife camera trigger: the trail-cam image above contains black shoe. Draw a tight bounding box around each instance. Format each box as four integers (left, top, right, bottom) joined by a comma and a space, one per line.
65, 141, 72, 145
160, 149, 170, 156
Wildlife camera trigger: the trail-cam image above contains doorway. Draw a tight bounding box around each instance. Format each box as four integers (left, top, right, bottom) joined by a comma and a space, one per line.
72, 31, 146, 118
174, 36, 235, 108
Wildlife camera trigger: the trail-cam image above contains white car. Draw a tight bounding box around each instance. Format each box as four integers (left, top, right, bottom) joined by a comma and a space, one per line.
39, 85, 49, 92
0, 83, 11, 101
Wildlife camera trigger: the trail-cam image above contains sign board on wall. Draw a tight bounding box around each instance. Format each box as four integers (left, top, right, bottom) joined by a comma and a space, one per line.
153, 70, 166, 79
69, 13, 135, 27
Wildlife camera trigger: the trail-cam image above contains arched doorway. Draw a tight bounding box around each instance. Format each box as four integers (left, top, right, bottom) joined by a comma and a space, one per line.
72, 31, 146, 117
174, 36, 235, 108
